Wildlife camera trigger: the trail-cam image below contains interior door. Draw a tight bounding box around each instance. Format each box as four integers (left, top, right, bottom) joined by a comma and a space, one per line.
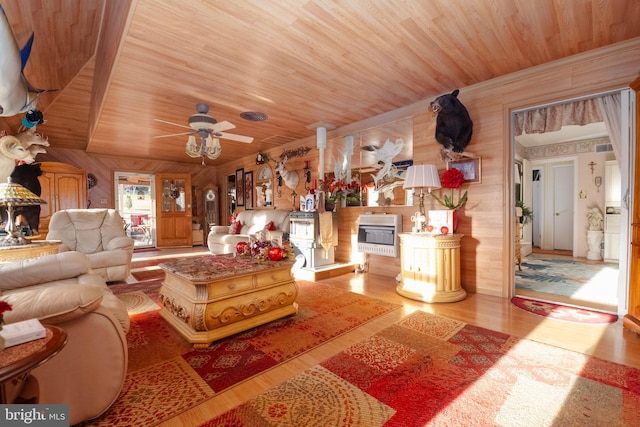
624, 79, 640, 333
155, 173, 192, 248
552, 164, 574, 250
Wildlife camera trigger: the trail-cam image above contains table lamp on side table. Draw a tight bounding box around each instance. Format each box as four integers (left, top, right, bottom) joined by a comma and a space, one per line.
0, 178, 47, 247
402, 164, 441, 232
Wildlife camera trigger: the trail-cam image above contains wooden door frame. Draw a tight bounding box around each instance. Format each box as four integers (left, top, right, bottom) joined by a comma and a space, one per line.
623, 78, 640, 333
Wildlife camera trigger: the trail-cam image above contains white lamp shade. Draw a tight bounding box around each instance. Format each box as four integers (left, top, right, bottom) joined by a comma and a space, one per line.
403, 164, 441, 190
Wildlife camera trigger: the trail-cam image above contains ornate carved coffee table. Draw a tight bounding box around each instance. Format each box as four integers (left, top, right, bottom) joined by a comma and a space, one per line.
159, 254, 298, 348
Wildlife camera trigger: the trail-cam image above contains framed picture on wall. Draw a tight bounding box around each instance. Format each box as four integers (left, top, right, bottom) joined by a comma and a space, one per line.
236, 168, 245, 206
245, 171, 254, 209
447, 157, 481, 183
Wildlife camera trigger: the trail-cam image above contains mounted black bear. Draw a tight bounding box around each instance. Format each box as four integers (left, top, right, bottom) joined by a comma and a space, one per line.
430, 89, 473, 160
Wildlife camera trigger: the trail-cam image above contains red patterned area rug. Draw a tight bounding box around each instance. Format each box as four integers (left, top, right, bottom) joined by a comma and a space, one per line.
201, 310, 640, 427
80, 279, 400, 426
511, 296, 618, 324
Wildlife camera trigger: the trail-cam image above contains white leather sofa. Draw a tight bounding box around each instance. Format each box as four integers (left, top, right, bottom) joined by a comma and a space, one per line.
46, 209, 135, 282
0, 251, 129, 425
208, 209, 291, 254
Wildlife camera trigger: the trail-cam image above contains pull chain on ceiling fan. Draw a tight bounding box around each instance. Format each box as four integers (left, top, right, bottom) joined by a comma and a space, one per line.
154, 103, 253, 164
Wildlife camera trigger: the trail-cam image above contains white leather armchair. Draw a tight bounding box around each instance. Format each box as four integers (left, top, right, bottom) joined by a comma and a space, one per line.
0, 251, 129, 425
46, 209, 135, 282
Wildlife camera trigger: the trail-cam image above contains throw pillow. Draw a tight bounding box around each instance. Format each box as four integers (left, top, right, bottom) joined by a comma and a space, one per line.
229, 221, 242, 235
265, 220, 276, 231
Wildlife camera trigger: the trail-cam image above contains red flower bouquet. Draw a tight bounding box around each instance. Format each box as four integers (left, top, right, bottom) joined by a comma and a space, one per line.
0, 300, 12, 329
432, 168, 468, 210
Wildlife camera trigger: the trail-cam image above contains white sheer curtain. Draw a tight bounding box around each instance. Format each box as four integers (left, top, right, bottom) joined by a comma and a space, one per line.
597, 93, 622, 161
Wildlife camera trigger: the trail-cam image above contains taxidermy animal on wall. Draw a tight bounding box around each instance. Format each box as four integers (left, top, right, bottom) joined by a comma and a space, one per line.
430, 89, 473, 160
13, 127, 49, 161
368, 138, 404, 189
0, 134, 35, 182
0, 129, 49, 183
274, 156, 299, 191
0, 5, 47, 116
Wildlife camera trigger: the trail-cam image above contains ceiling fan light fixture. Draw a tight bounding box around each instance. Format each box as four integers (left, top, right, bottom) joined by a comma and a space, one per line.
185, 135, 200, 158
205, 137, 222, 160
188, 113, 217, 130
240, 111, 268, 121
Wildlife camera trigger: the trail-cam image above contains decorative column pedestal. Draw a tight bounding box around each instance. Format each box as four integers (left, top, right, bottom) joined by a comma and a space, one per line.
586, 230, 603, 261
397, 233, 466, 303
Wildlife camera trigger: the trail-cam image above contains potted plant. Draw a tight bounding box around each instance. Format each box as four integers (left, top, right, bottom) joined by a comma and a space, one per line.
516, 200, 533, 225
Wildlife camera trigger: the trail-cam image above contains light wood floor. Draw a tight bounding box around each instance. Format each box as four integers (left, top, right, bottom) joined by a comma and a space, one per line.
133, 248, 640, 427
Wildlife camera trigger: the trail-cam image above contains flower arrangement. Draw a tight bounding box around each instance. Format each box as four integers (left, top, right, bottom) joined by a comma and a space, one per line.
321, 176, 360, 202
431, 168, 468, 210
236, 231, 294, 261
0, 300, 12, 330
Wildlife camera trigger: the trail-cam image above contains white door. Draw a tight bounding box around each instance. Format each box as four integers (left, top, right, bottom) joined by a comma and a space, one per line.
552, 164, 574, 250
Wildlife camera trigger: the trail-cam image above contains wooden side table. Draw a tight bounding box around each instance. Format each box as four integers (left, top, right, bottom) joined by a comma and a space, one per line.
0, 240, 62, 264
397, 233, 466, 303
0, 325, 67, 404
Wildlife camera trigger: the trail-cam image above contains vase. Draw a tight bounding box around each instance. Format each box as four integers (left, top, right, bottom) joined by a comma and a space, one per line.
452, 209, 459, 233
325, 201, 336, 212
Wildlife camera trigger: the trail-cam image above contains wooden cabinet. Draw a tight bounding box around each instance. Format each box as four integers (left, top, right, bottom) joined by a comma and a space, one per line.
38, 162, 87, 236
397, 233, 466, 303
192, 229, 204, 246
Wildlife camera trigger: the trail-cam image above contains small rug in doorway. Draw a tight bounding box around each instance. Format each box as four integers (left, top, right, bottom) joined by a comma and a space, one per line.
515, 255, 618, 307
201, 310, 640, 427
511, 296, 618, 324
80, 279, 401, 426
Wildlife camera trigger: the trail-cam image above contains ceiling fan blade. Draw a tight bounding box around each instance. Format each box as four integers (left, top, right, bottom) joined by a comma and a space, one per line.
212, 120, 235, 132
217, 132, 253, 143
154, 118, 191, 130
153, 131, 194, 139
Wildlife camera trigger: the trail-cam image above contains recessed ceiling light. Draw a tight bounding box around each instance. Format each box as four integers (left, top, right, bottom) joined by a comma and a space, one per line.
240, 111, 268, 121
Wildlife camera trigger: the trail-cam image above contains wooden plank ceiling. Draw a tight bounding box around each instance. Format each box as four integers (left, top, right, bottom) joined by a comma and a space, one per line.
1, 0, 639, 166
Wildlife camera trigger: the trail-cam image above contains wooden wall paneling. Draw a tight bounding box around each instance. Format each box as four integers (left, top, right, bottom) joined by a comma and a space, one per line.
35, 41, 640, 301
88, 0, 134, 140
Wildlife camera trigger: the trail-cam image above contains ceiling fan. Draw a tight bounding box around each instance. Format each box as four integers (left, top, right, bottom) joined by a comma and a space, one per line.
154, 103, 253, 163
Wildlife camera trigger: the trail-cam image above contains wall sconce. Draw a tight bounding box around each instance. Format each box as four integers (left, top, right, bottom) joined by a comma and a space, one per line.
303, 160, 311, 190
594, 176, 602, 192
276, 173, 283, 197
